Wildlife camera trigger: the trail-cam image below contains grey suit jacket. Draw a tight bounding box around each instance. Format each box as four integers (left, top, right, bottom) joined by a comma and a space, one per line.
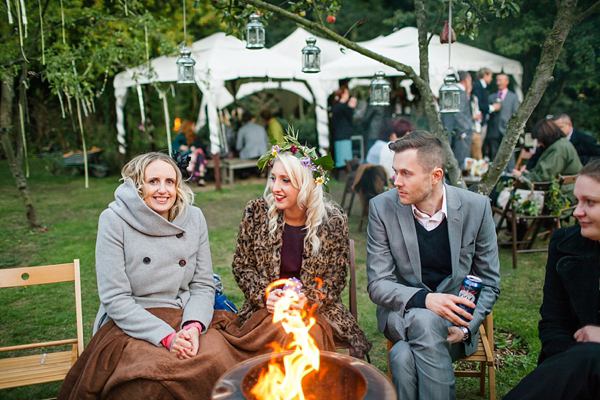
366, 184, 501, 355
487, 90, 519, 139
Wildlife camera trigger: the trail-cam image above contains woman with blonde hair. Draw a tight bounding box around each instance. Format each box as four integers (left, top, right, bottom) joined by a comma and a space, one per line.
59, 152, 224, 399
231, 134, 372, 359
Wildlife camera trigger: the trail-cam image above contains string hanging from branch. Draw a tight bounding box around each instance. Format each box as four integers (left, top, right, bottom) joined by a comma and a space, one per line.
75, 93, 89, 189
57, 87, 66, 118
37, 0, 44, 64
6, 0, 13, 24
18, 102, 29, 178
60, 0, 65, 44
19, 0, 27, 38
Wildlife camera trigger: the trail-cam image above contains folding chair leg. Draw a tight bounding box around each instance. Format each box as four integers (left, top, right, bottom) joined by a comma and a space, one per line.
512, 216, 518, 269
347, 192, 355, 215
479, 362, 485, 396
489, 363, 496, 400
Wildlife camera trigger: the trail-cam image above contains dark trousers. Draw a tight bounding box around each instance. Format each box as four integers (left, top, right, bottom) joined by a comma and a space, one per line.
504, 343, 600, 400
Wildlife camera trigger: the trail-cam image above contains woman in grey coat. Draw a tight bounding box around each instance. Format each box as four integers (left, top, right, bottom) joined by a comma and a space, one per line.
92, 152, 216, 357
59, 152, 218, 399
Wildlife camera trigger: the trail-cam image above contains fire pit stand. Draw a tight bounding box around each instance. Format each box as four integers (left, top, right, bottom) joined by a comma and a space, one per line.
212, 351, 396, 400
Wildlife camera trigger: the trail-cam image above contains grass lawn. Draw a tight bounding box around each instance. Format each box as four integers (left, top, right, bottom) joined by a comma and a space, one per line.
1, 159, 550, 399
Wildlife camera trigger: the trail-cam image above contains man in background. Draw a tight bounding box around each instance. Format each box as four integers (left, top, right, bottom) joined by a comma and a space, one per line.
236, 111, 269, 159
485, 73, 520, 165
470, 68, 499, 160
441, 71, 473, 169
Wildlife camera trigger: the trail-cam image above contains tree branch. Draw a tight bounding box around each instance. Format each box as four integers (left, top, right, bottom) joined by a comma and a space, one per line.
573, 0, 600, 24
427, 4, 445, 46
236, 0, 465, 187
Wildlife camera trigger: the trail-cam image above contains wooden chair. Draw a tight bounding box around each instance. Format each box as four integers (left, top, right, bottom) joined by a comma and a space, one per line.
493, 176, 576, 269
335, 239, 370, 362
340, 158, 360, 215
515, 147, 535, 171
0, 260, 84, 390
386, 313, 496, 400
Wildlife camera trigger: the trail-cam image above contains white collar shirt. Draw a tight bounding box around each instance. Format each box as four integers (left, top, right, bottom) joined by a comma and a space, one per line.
411, 186, 448, 231
479, 79, 487, 89
567, 127, 574, 141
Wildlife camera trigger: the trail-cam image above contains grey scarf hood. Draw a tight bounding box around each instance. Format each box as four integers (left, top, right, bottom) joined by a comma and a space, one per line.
108, 179, 187, 237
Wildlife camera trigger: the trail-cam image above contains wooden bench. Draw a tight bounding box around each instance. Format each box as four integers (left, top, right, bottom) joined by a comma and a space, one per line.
206, 158, 260, 184
0, 261, 84, 390
387, 313, 495, 400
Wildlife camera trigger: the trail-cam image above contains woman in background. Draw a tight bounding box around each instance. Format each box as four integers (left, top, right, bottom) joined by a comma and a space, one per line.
513, 118, 582, 203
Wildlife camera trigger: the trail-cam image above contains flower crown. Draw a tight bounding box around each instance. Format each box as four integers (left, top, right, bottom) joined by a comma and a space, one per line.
258, 127, 334, 187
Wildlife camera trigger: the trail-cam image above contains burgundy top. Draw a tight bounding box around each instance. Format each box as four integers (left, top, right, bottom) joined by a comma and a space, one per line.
280, 224, 306, 280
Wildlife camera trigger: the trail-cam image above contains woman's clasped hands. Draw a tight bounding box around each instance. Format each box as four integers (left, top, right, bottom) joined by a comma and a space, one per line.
169, 326, 200, 360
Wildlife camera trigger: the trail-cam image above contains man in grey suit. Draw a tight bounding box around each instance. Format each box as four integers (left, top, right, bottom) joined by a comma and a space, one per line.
484, 73, 520, 163
236, 110, 269, 159
366, 131, 501, 400
441, 71, 473, 169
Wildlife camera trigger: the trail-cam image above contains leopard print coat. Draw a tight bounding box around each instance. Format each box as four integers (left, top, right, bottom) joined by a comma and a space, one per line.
232, 198, 372, 359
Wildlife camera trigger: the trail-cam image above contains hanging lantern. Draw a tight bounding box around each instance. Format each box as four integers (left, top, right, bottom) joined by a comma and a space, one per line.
301, 37, 321, 73
246, 13, 265, 50
369, 71, 391, 106
176, 48, 196, 84
439, 71, 460, 114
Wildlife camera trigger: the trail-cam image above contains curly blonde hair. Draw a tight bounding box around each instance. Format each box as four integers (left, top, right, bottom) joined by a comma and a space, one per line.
263, 152, 341, 254
121, 152, 194, 221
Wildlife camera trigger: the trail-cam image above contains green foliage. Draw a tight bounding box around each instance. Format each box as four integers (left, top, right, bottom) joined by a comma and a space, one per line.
499, 177, 571, 217
384, 0, 520, 40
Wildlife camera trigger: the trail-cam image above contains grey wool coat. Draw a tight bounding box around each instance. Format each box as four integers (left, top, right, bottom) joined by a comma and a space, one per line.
93, 180, 216, 346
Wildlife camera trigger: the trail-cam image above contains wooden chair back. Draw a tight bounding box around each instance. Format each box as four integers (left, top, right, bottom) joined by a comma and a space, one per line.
386, 312, 495, 400
515, 148, 535, 170
0, 260, 84, 390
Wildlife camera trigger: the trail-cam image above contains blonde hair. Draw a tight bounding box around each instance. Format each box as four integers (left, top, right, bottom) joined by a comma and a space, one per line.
121, 152, 194, 221
263, 152, 341, 254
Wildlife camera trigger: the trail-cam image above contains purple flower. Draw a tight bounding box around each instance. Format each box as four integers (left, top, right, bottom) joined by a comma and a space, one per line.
270, 145, 280, 156
138, 124, 145, 131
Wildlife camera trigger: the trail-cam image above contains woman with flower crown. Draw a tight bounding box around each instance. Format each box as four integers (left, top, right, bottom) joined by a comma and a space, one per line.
231, 132, 372, 359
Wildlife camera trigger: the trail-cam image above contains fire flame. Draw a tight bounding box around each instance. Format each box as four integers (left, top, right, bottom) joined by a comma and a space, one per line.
251, 279, 320, 400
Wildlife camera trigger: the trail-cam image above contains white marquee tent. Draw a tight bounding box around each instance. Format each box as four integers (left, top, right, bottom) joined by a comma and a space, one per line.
113, 32, 331, 155
321, 27, 523, 98
113, 27, 523, 156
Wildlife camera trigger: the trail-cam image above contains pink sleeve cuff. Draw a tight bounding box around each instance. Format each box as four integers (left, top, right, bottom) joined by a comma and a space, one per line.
161, 332, 176, 350
183, 321, 204, 333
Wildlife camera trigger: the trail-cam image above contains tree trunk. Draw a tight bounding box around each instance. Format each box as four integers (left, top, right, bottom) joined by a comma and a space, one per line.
476, 0, 579, 195
1, 80, 42, 230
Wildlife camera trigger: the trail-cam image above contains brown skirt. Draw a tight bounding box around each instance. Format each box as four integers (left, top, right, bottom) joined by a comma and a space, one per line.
58, 308, 336, 400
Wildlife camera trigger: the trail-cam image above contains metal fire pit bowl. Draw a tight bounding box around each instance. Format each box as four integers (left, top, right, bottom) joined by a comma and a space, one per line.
212, 351, 396, 400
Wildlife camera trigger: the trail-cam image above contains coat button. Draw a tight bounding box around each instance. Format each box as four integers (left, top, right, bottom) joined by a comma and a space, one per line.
143, 257, 151, 264
179, 260, 186, 267
176, 233, 183, 238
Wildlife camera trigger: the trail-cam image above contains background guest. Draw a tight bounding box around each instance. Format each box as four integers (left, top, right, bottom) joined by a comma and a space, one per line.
512, 118, 582, 204
504, 160, 600, 400
236, 111, 269, 160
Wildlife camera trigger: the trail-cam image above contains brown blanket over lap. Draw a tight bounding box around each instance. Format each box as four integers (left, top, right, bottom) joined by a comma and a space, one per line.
58, 308, 336, 400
